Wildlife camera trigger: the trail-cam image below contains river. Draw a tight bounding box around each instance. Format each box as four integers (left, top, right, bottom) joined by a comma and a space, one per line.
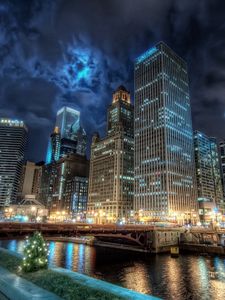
0, 239, 225, 300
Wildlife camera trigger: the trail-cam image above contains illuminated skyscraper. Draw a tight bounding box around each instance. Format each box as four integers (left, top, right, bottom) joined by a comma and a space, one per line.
134, 42, 197, 222
46, 107, 87, 163
0, 119, 28, 206
88, 86, 134, 223
219, 140, 225, 197
194, 132, 224, 210
56, 106, 80, 140
107, 85, 133, 138
46, 127, 61, 164
56, 106, 87, 157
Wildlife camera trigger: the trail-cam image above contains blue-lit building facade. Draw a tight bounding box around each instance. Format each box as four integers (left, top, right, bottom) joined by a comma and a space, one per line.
134, 42, 197, 223
194, 131, 224, 221
56, 106, 87, 157
0, 119, 28, 206
46, 106, 87, 164
42, 107, 89, 218
46, 127, 61, 164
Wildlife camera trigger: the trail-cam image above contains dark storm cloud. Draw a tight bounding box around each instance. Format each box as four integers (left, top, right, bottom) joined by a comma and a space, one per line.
0, 0, 225, 160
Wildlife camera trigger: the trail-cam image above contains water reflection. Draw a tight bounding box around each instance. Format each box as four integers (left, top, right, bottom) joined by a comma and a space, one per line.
166, 257, 183, 299
48, 241, 55, 266
123, 262, 151, 295
0, 239, 225, 300
65, 243, 73, 270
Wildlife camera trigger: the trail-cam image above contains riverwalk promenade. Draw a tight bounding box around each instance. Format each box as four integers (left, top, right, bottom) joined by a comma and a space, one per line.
0, 247, 160, 300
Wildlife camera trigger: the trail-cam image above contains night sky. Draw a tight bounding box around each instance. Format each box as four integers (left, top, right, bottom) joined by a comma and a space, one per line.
0, 0, 225, 162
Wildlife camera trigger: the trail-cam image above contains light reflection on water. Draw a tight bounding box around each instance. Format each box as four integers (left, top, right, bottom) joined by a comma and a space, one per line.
0, 239, 225, 300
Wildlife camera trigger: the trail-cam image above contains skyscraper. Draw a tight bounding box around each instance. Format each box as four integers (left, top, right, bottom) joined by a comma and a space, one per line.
56, 107, 80, 139
0, 119, 28, 206
46, 107, 87, 164
134, 42, 197, 223
56, 106, 87, 157
87, 85, 134, 223
219, 140, 225, 198
46, 127, 61, 164
40, 153, 89, 218
194, 132, 224, 208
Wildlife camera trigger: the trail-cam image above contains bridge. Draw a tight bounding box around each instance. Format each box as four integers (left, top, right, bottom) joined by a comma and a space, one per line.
183, 227, 225, 245
0, 223, 224, 253
0, 222, 183, 252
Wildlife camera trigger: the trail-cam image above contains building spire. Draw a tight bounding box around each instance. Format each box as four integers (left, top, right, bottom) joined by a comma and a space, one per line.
54, 126, 59, 134
112, 85, 130, 104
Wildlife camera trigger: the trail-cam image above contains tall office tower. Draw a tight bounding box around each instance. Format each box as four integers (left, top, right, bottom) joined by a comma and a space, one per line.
46, 127, 61, 164
0, 119, 28, 206
107, 85, 133, 137
18, 161, 44, 201
194, 132, 224, 210
56, 106, 87, 157
134, 42, 197, 223
39, 154, 89, 217
87, 85, 134, 223
46, 107, 87, 163
219, 140, 225, 197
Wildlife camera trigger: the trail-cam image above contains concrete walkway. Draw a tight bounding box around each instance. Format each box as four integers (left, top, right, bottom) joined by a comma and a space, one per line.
53, 267, 160, 300
0, 266, 62, 300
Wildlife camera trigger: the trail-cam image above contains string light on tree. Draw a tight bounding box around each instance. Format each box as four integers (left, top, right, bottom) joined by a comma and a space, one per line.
21, 231, 49, 272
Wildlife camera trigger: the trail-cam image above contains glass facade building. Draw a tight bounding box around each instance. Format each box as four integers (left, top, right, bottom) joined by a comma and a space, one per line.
88, 86, 134, 223
0, 119, 28, 206
194, 132, 224, 210
56, 107, 80, 139
68, 177, 88, 215
46, 107, 87, 164
46, 127, 61, 164
219, 140, 225, 199
56, 106, 87, 157
134, 42, 197, 222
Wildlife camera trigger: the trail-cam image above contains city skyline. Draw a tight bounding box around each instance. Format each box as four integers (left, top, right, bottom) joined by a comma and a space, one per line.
0, 3, 225, 300
0, 1, 225, 162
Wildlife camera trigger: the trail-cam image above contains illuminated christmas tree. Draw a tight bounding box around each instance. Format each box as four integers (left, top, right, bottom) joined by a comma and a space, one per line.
21, 232, 49, 272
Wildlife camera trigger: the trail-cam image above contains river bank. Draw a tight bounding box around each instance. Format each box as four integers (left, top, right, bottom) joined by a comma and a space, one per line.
1, 239, 225, 299
0, 247, 158, 300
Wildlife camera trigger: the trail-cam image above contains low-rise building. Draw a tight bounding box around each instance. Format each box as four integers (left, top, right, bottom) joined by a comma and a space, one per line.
4, 195, 48, 222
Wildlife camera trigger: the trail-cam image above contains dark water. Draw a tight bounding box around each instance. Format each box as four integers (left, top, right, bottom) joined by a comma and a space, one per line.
1, 239, 225, 300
